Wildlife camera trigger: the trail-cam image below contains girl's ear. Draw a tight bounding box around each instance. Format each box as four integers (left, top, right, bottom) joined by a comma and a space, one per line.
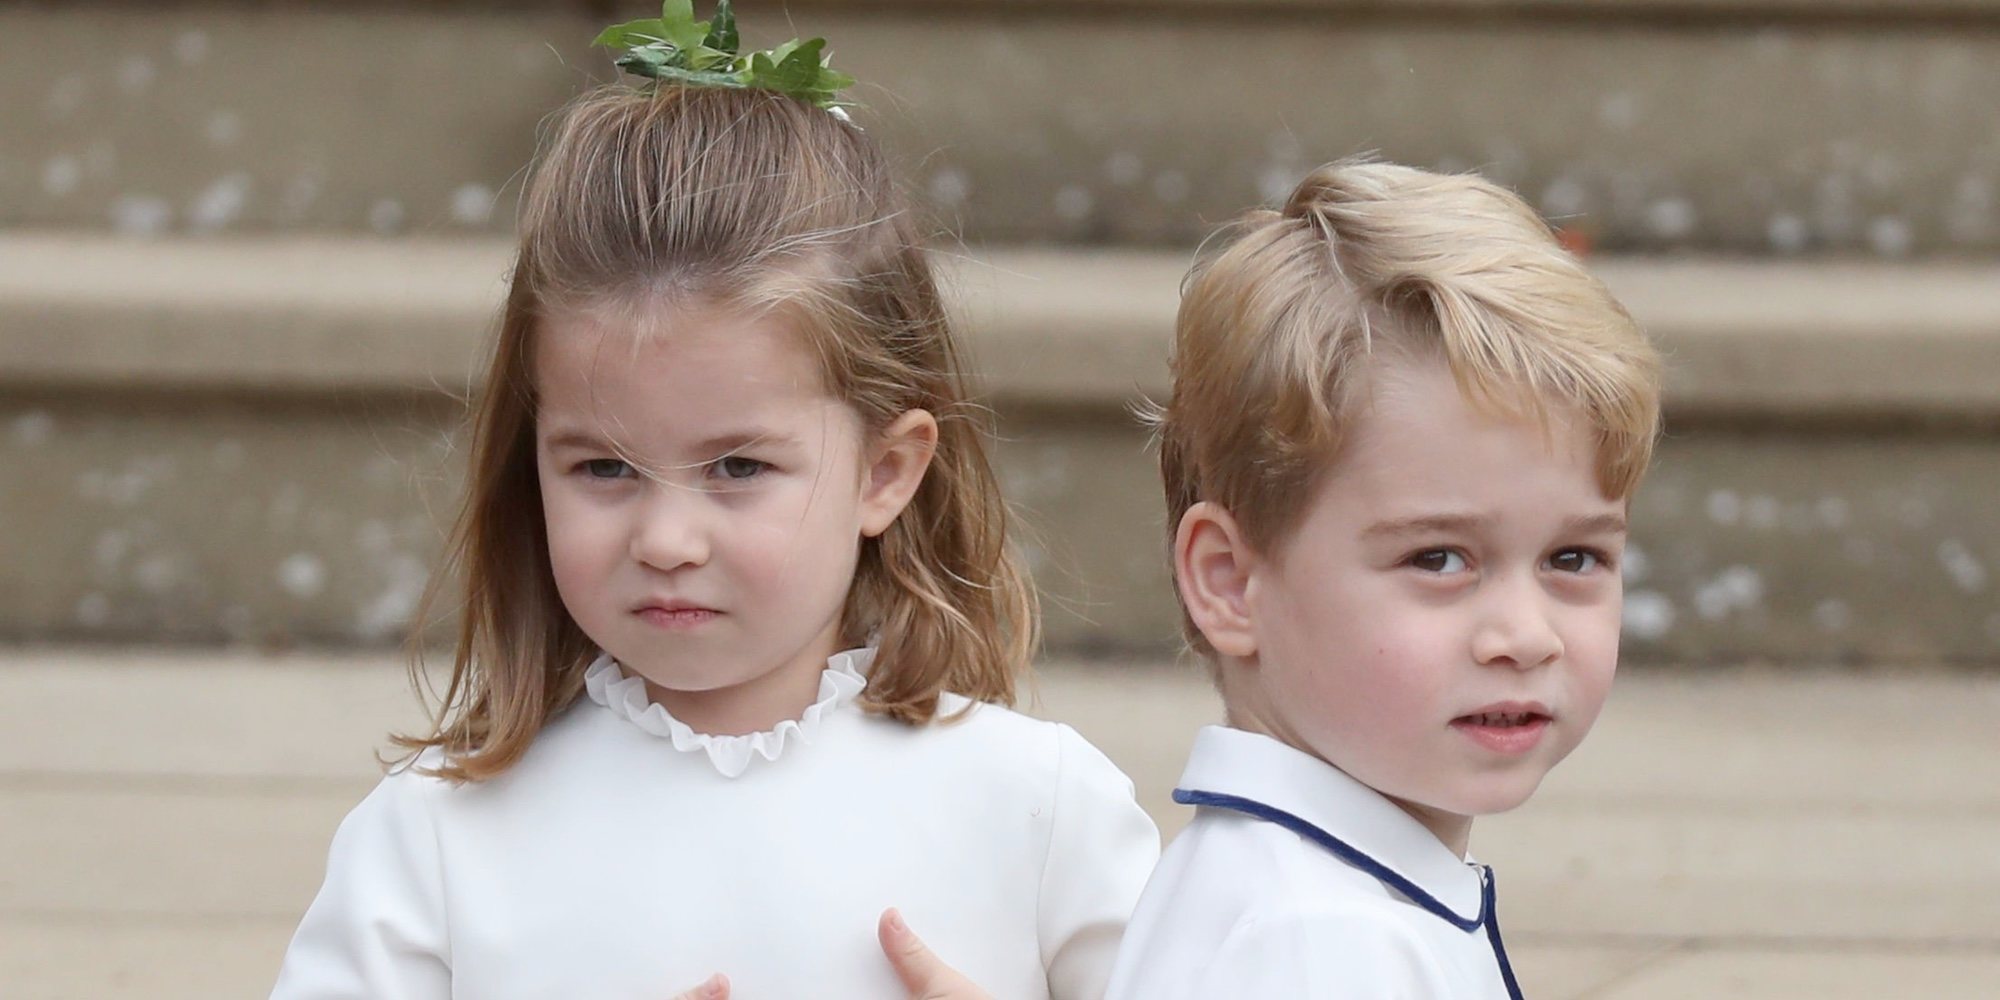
858, 409, 939, 538
1174, 501, 1259, 658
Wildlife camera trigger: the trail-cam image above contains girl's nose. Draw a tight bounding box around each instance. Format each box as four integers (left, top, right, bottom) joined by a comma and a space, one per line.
628, 486, 710, 572
1471, 578, 1564, 670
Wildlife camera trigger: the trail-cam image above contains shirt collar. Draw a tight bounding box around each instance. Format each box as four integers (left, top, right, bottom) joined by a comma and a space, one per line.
1173, 724, 1488, 928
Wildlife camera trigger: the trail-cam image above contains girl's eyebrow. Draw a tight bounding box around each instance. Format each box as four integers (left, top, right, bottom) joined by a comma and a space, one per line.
693, 429, 800, 454
540, 427, 802, 455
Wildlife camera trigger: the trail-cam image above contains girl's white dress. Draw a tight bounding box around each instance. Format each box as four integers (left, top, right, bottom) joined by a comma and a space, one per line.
270, 649, 1161, 1000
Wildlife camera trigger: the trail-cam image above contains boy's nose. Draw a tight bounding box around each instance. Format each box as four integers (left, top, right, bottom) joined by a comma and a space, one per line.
628, 487, 710, 571
1471, 582, 1564, 670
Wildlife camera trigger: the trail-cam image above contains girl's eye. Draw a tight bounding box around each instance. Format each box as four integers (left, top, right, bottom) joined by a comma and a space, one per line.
714, 456, 767, 481
1549, 548, 1604, 574
1410, 549, 1469, 574
582, 459, 632, 479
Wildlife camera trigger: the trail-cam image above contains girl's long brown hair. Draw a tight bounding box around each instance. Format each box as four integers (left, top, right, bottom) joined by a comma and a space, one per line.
394, 85, 1037, 781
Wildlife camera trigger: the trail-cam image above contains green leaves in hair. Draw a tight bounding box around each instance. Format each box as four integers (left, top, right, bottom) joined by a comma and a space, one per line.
593, 1, 857, 111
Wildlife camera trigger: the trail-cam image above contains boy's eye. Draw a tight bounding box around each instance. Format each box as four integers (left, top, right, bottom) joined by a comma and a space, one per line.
1410, 549, 1468, 574
714, 456, 767, 481
582, 459, 632, 479
1549, 548, 1603, 574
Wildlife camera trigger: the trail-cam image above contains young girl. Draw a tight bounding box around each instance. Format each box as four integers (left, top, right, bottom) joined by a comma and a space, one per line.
270, 15, 1158, 999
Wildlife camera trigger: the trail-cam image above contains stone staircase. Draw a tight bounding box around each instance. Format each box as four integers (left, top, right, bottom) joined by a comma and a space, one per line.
3, 1, 1997, 663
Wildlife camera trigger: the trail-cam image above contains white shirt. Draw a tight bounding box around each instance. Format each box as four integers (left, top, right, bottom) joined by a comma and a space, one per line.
272, 649, 1160, 1000
1104, 726, 1525, 1000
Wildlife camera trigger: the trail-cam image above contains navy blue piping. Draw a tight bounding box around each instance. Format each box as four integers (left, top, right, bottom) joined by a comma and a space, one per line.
1175, 787, 1527, 1000
1480, 864, 1527, 1000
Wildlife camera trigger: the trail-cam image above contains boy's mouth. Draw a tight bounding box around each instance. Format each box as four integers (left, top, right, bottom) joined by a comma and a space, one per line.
1450, 703, 1553, 754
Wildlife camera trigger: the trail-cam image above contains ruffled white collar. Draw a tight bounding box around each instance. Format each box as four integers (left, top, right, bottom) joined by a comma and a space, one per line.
582, 647, 871, 778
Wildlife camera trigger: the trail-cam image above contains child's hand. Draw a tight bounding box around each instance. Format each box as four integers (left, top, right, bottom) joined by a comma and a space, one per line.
663, 909, 992, 1000
877, 908, 992, 1000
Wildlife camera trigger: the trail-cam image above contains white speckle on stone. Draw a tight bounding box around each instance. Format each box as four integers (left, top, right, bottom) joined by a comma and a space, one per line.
1812, 598, 1852, 633
1597, 92, 1640, 132
1745, 494, 1781, 531
117, 55, 157, 93
75, 593, 111, 628
1816, 495, 1850, 529
356, 553, 430, 639
1053, 184, 1093, 223
110, 194, 174, 237
1152, 170, 1191, 204
1646, 197, 1697, 240
368, 198, 406, 234
1622, 591, 1675, 641
1540, 175, 1588, 219
134, 554, 179, 594
927, 167, 970, 208
42, 155, 81, 197
1705, 489, 1741, 526
188, 172, 251, 232
1867, 216, 1914, 257
1694, 565, 1764, 621
450, 183, 495, 226
94, 529, 131, 571
1937, 539, 1988, 594
278, 553, 327, 599
205, 111, 243, 147
175, 30, 210, 65
1105, 151, 1143, 187
212, 439, 245, 472
12, 410, 54, 447
46, 75, 86, 117
1767, 213, 1810, 254
1621, 543, 1649, 584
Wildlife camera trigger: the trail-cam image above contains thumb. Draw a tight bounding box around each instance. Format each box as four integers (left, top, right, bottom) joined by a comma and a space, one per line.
878, 908, 983, 1000
666, 973, 729, 1000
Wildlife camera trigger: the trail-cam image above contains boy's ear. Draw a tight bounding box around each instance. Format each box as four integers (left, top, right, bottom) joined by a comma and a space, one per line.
858, 409, 939, 538
1174, 501, 1259, 659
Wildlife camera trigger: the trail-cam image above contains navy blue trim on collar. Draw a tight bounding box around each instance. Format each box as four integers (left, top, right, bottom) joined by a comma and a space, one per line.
1480, 864, 1527, 1000
1175, 787, 1527, 1000
1174, 788, 1487, 930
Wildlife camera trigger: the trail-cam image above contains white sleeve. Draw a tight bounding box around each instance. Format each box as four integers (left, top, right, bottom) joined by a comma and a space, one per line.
269, 770, 452, 1000
1196, 911, 1447, 999
1038, 724, 1162, 1000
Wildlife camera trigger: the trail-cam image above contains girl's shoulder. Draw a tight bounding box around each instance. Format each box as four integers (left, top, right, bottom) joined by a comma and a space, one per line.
863, 694, 1136, 797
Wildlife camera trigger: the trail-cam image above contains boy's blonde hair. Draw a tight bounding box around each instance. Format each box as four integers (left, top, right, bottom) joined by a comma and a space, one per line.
1155, 159, 1662, 655
397, 85, 1036, 781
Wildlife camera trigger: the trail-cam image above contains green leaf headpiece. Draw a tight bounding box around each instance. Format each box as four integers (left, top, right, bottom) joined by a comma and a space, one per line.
593, 0, 857, 112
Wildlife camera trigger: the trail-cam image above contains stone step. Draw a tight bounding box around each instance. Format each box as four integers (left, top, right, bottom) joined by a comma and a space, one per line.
2, 233, 1998, 662
5, 2, 2000, 253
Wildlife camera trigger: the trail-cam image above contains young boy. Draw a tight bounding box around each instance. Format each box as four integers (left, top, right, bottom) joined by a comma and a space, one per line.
1104, 160, 1662, 999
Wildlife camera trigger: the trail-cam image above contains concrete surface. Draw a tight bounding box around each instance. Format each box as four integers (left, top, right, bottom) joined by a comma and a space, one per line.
9, 236, 2000, 417
7, 6, 2000, 253
1, 648, 1995, 998
3, 236, 1998, 660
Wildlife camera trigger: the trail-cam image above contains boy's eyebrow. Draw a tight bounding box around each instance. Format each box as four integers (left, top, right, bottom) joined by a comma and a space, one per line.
1361, 513, 1491, 539
1360, 511, 1629, 539
1563, 512, 1630, 535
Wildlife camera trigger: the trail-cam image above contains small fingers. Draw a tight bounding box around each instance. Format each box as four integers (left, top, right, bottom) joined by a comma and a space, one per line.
668, 973, 729, 1000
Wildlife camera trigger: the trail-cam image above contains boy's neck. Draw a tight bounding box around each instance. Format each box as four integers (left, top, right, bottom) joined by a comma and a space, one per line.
1223, 696, 1475, 859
